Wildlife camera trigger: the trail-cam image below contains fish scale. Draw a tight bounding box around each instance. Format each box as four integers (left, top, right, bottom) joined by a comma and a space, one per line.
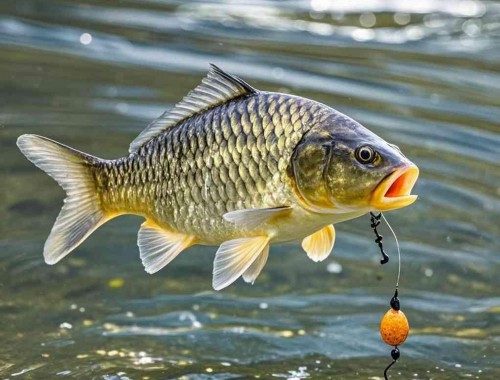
97, 93, 325, 243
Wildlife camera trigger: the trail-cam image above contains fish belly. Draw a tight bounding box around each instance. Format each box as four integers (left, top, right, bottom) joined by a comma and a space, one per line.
264, 208, 369, 245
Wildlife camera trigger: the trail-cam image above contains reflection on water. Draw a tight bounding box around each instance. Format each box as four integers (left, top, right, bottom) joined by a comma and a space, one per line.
0, 0, 499, 378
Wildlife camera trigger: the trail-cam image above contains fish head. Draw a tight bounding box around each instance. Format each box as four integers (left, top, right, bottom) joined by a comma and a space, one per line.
290, 113, 419, 213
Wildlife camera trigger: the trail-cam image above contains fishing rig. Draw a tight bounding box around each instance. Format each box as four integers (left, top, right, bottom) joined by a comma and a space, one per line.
370, 212, 409, 380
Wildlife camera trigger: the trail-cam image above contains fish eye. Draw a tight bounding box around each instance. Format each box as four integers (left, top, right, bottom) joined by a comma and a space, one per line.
355, 145, 376, 164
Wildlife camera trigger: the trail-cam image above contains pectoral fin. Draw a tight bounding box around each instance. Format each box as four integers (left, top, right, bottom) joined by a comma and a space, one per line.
138, 221, 195, 274
223, 206, 292, 229
213, 236, 270, 290
302, 224, 335, 262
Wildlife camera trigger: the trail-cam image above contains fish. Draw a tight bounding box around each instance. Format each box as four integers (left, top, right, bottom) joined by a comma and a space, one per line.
17, 64, 419, 290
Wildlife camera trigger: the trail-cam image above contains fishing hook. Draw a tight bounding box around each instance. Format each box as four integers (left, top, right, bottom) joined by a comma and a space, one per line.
384, 347, 400, 379
370, 212, 389, 264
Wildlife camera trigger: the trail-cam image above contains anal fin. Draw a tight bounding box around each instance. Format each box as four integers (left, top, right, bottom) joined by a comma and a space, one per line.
302, 224, 335, 262
138, 221, 195, 274
213, 236, 270, 290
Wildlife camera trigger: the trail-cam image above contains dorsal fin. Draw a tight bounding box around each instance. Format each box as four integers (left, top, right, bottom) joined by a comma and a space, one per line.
129, 64, 258, 153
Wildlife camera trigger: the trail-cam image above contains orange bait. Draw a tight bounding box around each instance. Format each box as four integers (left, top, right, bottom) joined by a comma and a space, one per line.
380, 307, 409, 346
379, 289, 409, 379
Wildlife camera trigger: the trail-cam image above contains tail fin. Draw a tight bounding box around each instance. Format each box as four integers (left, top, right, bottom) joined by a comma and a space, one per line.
17, 134, 108, 264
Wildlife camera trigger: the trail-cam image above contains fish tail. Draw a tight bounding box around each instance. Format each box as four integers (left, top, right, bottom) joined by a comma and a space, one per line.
17, 134, 110, 265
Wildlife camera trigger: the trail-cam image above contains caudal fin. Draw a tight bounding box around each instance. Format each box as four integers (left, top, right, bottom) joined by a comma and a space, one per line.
17, 134, 108, 264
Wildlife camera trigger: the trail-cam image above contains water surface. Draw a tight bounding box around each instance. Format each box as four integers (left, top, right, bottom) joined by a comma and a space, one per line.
0, 0, 499, 379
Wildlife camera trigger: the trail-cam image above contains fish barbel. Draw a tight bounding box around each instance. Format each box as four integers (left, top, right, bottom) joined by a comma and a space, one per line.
17, 65, 419, 290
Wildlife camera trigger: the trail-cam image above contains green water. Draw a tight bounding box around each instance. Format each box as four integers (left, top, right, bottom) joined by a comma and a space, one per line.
1, 1, 499, 379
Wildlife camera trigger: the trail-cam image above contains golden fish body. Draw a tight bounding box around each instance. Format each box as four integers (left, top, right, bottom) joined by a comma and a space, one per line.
98, 92, 346, 244
17, 65, 419, 290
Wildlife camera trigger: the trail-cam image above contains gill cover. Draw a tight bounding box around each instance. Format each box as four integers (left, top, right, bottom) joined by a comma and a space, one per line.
290, 128, 335, 213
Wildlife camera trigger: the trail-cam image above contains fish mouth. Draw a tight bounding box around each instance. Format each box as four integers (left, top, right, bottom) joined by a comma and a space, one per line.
370, 165, 419, 211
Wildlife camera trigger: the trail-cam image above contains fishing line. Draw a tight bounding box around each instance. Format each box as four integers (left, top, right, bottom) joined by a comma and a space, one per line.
369, 212, 409, 380
381, 213, 401, 288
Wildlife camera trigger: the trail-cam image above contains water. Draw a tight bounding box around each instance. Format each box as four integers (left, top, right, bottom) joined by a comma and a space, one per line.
1, 0, 499, 378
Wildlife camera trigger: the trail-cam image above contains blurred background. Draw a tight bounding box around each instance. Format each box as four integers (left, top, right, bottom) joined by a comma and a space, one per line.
0, 0, 499, 379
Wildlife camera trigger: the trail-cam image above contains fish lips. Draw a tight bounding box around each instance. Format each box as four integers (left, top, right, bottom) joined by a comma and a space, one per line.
370, 165, 419, 211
